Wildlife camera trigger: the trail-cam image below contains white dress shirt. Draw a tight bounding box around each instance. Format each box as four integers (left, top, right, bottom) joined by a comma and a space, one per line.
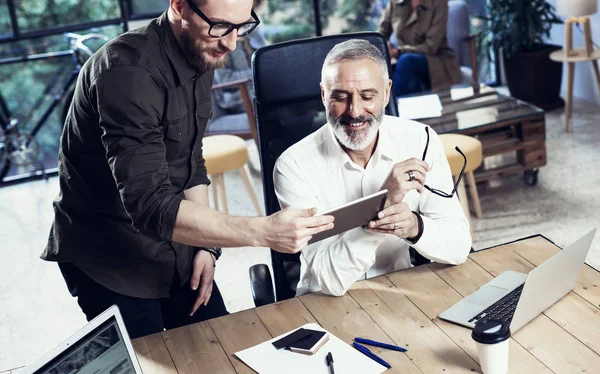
274, 115, 471, 296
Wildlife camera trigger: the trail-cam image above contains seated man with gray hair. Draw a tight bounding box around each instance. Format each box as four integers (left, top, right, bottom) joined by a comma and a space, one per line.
273, 39, 471, 297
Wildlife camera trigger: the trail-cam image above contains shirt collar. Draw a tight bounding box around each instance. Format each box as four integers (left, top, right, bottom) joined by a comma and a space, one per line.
155, 11, 199, 83
325, 116, 395, 174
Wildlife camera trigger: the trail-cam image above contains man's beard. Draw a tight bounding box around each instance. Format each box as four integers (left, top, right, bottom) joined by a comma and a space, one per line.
328, 107, 384, 151
180, 30, 227, 72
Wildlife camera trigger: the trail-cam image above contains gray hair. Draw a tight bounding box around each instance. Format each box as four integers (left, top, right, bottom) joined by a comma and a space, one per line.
321, 39, 389, 82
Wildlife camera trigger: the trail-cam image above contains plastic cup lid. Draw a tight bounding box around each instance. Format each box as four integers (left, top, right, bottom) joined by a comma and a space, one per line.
472, 319, 511, 344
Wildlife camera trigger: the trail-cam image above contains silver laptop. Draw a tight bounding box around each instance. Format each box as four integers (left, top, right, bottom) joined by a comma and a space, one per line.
439, 228, 596, 333
20, 305, 143, 374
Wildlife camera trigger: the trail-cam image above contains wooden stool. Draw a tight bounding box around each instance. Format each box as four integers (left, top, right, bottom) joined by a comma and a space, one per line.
439, 134, 483, 224
203, 135, 262, 215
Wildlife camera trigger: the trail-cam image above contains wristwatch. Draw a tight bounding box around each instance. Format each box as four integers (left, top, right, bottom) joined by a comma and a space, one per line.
200, 247, 222, 261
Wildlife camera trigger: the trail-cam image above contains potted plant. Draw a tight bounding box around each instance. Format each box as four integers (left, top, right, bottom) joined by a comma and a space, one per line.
478, 0, 564, 110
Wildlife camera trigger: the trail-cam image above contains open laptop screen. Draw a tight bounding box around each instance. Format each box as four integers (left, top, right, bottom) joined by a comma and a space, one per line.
34, 315, 136, 374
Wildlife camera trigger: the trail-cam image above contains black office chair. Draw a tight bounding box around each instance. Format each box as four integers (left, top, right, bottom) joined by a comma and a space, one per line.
249, 32, 403, 307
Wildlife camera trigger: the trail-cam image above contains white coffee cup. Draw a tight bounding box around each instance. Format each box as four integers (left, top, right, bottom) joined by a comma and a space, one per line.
471, 319, 511, 374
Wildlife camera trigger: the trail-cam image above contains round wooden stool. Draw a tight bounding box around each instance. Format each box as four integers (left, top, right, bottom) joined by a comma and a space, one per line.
203, 135, 262, 215
439, 134, 483, 222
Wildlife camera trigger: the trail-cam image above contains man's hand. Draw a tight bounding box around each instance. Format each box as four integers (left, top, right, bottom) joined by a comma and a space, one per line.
261, 208, 334, 254
189, 250, 215, 316
368, 202, 419, 239
380, 158, 429, 207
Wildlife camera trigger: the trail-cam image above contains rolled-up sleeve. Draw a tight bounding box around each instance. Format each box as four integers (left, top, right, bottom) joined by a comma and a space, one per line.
93, 66, 182, 242
187, 137, 211, 188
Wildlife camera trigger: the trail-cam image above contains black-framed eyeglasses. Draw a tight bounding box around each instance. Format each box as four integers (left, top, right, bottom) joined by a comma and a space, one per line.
186, 0, 260, 38
422, 126, 467, 198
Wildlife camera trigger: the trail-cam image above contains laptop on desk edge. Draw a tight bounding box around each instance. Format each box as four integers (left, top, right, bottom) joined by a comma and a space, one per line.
20, 304, 143, 374
438, 228, 596, 333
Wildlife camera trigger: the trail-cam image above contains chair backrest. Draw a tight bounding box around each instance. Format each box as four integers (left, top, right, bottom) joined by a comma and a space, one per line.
252, 32, 399, 301
447, 0, 472, 68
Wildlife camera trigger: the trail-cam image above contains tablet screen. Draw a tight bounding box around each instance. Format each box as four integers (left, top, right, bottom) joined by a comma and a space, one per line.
308, 189, 388, 244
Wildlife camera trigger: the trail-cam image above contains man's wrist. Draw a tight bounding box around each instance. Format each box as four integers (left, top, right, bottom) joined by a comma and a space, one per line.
406, 212, 424, 244
199, 247, 221, 261
248, 216, 267, 247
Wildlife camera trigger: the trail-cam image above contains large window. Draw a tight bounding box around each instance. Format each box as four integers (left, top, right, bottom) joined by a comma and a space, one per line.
0, 3, 11, 36
0, 22, 121, 181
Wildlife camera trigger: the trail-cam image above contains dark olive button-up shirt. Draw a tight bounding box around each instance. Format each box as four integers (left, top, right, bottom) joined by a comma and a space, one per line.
42, 12, 213, 298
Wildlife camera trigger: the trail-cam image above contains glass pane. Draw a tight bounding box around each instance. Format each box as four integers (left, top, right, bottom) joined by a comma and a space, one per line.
0, 25, 120, 180
261, 0, 315, 43
14, 0, 120, 33
468, 0, 495, 84
0, 2, 11, 36
130, 0, 169, 16
321, 0, 386, 34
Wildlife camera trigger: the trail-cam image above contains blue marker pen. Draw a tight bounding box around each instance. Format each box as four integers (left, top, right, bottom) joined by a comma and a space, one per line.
354, 337, 407, 352
352, 342, 392, 369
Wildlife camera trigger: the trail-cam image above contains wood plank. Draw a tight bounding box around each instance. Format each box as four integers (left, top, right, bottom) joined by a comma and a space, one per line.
511, 313, 600, 372
208, 309, 273, 374
470, 242, 536, 276
299, 292, 422, 373
469, 238, 600, 371
543, 292, 600, 355
429, 258, 496, 297
255, 297, 318, 336
131, 332, 178, 374
161, 321, 235, 374
387, 264, 552, 373
351, 276, 479, 373
511, 235, 600, 309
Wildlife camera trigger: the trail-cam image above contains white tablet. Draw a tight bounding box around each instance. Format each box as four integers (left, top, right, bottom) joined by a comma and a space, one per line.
308, 189, 388, 244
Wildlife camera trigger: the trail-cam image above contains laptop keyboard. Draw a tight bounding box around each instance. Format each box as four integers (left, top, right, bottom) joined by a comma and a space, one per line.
468, 284, 525, 325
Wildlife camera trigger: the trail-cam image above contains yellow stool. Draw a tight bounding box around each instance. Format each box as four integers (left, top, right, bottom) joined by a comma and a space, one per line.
203, 135, 262, 215
439, 134, 483, 222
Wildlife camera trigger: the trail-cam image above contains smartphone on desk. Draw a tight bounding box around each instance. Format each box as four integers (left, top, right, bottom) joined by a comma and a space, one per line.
308, 189, 388, 244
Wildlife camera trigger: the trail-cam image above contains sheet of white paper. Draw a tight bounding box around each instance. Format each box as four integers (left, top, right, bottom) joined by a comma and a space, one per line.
397, 94, 443, 120
235, 323, 388, 374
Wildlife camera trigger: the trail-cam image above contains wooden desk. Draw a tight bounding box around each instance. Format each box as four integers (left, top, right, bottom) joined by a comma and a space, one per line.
132, 236, 600, 373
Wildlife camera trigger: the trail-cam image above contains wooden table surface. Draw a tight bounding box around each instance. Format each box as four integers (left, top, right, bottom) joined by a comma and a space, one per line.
132, 235, 600, 373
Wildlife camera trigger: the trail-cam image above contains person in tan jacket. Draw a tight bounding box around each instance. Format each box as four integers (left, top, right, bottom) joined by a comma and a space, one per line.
378, 0, 461, 97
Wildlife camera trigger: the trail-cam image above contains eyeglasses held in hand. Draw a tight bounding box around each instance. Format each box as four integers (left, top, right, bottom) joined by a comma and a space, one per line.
187, 0, 261, 38
422, 126, 467, 198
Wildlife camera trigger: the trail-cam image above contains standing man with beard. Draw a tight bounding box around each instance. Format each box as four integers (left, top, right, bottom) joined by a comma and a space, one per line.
273, 39, 471, 297
42, 0, 334, 339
